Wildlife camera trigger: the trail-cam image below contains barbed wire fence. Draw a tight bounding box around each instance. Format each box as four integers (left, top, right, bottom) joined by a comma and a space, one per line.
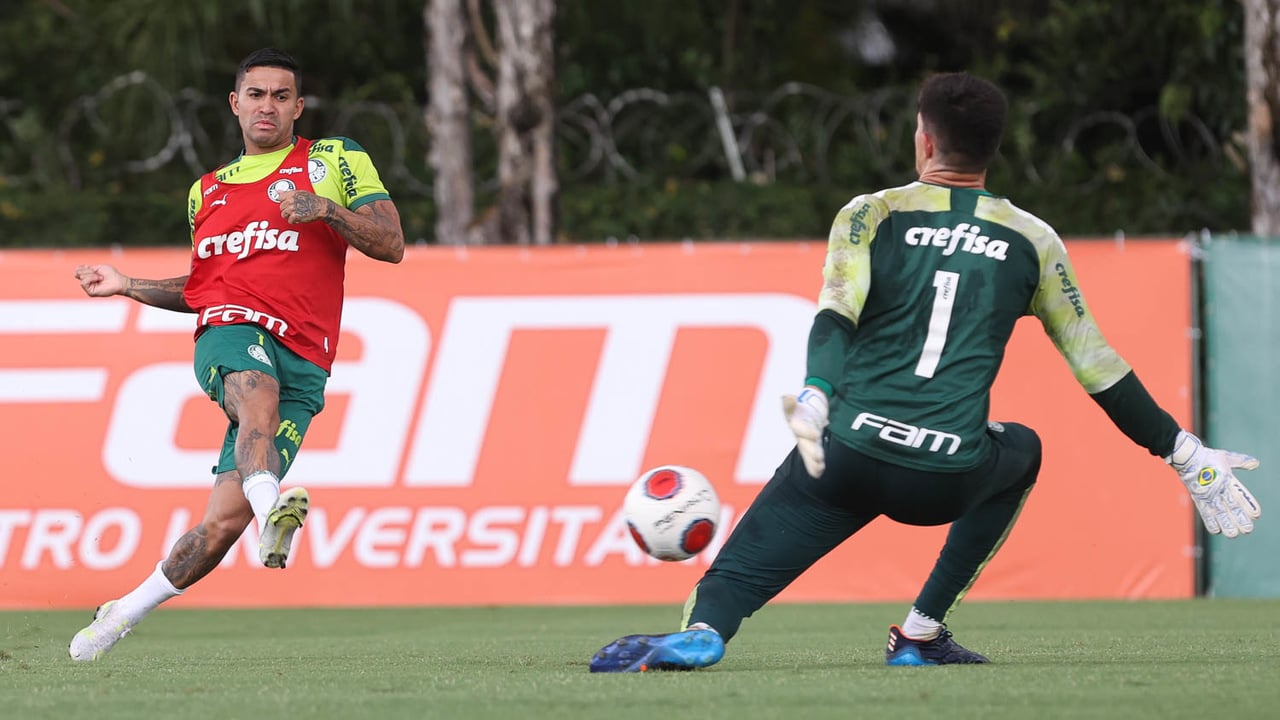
0, 72, 1241, 199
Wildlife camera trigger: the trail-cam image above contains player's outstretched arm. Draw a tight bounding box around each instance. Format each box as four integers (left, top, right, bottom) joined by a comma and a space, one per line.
1031, 244, 1262, 538
1086, 372, 1262, 538
74, 264, 193, 313
278, 191, 404, 263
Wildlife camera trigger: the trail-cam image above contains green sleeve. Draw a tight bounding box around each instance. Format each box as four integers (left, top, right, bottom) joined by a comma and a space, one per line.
186, 178, 202, 243
1088, 371, 1181, 457
805, 194, 882, 396
1029, 235, 1132, 393
314, 137, 392, 210
817, 195, 882, 324
804, 309, 855, 397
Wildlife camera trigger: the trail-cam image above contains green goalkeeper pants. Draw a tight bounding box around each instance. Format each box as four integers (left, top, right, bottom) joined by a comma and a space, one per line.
684, 421, 1041, 641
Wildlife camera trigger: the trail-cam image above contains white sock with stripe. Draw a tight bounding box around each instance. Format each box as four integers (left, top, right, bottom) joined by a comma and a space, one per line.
242, 470, 281, 536
901, 607, 943, 640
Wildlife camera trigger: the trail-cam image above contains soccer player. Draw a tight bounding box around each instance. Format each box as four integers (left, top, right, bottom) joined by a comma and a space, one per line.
68, 48, 405, 661
589, 72, 1261, 672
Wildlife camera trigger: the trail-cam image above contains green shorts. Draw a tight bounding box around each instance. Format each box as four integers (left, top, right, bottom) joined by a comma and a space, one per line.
193, 323, 328, 479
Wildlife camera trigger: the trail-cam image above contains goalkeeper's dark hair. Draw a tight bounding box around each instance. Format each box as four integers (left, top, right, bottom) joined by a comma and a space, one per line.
235, 48, 302, 94
917, 72, 1006, 173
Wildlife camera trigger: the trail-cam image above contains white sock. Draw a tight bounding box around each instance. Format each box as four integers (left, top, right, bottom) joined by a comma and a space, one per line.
242, 470, 281, 535
686, 622, 719, 634
901, 607, 943, 640
116, 561, 184, 623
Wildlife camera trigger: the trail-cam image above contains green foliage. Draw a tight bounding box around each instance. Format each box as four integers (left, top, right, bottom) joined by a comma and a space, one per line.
0, 0, 1255, 246
560, 180, 851, 241
0, 186, 188, 247
991, 0, 1244, 142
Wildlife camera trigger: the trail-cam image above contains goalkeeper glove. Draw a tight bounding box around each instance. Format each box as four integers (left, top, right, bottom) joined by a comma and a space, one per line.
1165, 430, 1262, 538
782, 387, 829, 477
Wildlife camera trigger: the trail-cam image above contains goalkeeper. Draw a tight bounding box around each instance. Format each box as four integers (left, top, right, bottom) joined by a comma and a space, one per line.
590, 71, 1261, 672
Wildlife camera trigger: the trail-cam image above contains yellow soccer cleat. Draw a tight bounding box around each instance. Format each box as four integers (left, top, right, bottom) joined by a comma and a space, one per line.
260, 486, 309, 569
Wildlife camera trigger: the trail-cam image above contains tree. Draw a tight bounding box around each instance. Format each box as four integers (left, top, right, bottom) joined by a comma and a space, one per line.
1244, 0, 1280, 235
425, 0, 476, 245
424, 0, 558, 245
491, 0, 558, 245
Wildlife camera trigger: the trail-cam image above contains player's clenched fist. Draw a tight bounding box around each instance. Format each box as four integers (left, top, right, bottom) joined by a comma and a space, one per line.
278, 190, 334, 224
74, 264, 126, 297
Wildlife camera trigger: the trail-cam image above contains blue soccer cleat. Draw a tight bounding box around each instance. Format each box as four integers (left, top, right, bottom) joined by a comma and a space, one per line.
590, 628, 725, 673
885, 624, 989, 666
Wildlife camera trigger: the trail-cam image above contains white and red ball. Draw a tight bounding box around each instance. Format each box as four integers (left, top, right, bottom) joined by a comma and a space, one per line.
624, 465, 720, 561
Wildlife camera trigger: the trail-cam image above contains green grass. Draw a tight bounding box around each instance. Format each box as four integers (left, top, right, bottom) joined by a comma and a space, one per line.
3, 601, 1280, 719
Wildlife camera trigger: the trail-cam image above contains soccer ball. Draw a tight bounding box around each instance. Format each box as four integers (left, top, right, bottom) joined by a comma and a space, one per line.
624, 465, 720, 562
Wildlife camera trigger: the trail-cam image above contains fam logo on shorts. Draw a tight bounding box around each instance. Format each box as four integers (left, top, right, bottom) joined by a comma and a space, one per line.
308, 158, 327, 184
267, 179, 296, 203
247, 344, 273, 368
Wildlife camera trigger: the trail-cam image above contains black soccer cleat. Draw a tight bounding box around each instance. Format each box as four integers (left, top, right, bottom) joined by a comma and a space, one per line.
885, 624, 989, 666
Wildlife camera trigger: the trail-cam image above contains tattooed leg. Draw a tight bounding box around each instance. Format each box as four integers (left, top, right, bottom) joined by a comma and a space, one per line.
221, 369, 283, 479
160, 471, 254, 589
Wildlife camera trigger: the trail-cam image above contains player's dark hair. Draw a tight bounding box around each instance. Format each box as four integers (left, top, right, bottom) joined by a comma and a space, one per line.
917, 72, 1007, 172
235, 48, 302, 94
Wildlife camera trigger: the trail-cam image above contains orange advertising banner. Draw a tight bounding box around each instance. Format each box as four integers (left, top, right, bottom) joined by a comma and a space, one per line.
0, 240, 1192, 609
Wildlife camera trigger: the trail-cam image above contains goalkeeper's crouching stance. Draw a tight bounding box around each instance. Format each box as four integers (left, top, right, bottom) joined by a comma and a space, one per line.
588, 71, 1262, 673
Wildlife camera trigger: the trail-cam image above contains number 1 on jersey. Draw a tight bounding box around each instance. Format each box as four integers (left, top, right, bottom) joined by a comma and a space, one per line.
915, 270, 959, 378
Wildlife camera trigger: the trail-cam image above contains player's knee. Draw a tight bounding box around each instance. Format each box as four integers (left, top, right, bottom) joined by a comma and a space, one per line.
201, 513, 252, 552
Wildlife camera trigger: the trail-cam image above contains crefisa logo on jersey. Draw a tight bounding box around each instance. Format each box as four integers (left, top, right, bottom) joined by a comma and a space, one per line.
904, 223, 1009, 261
308, 158, 327, 183
195, 220, 301, 259
848, 202, 873, 243
1054, 263, 1086, 317
267, 179, 296, 203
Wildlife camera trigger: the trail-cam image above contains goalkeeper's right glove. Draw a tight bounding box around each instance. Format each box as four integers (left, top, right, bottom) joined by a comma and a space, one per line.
782, 387, 829, 478
1165, 430, 1262, 539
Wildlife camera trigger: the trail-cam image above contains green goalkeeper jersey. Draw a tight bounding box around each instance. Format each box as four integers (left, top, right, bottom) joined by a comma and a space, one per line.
815, 181, 1132, 471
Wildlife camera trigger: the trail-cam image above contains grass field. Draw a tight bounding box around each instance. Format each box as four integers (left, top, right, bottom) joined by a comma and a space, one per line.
3, 600, 1279, 720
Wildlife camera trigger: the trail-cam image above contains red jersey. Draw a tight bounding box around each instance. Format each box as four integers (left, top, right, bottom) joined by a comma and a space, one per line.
185, 138, 348, 372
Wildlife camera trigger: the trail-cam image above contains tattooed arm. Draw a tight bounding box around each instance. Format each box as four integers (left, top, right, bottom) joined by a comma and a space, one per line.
74, 264, 193, 312
279, 191, 405, 263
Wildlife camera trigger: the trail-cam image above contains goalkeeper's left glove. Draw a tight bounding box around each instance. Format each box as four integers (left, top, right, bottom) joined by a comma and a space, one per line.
782, 387, 829, 478
1165, 429, 1262, 539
